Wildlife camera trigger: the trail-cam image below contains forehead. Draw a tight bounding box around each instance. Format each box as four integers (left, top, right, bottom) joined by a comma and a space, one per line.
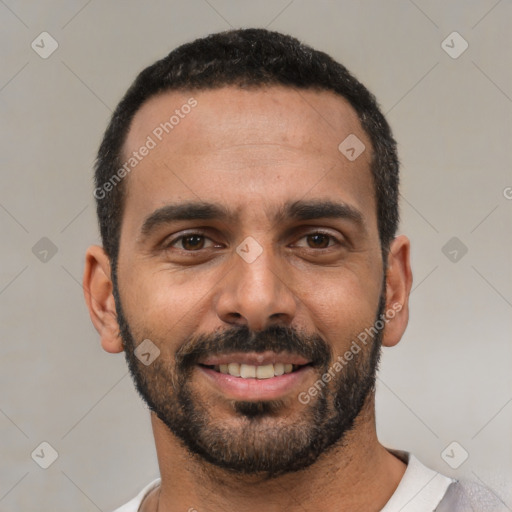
124, 85, 369, 158
121, 85, 375, 231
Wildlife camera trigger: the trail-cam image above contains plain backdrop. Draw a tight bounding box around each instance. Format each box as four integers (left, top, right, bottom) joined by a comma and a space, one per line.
1, 1, 511, 510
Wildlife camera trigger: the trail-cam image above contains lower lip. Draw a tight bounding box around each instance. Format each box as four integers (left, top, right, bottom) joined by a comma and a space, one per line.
197, 365, 314, 401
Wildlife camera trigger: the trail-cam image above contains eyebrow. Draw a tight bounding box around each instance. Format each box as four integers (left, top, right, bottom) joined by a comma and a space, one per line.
280, 199, 365, 228
140, 202, 231, 238
138, 198, 366, 240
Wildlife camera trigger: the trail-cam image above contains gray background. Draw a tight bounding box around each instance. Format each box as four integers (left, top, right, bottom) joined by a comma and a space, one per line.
1, 1, 511, 510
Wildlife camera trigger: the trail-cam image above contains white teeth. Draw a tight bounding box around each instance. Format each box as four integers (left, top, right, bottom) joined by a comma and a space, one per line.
227, 362, 241, 377
256, 364, 275, 379
273, 363, 285, 376
211, 362, 300, 378
240, 364, 256, 378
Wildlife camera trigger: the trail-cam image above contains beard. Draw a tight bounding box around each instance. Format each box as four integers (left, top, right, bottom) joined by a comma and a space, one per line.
112, 268, 384, 480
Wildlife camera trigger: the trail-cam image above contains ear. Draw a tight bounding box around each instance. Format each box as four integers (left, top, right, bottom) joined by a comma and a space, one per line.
381, 235, 413, 348
83, 245, 124, 354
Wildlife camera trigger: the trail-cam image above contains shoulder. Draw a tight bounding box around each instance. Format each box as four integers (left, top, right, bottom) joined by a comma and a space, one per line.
435, 479, 507, 512
110, 478, 161, 512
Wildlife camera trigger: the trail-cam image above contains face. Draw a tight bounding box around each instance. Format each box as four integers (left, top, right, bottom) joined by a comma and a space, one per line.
113, 86, 387, 477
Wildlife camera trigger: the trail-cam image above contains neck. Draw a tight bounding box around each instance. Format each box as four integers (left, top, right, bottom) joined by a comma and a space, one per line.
144, 395, 406, 512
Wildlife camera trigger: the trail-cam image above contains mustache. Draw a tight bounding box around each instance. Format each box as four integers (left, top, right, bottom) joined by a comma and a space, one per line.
175, 324, 332, 370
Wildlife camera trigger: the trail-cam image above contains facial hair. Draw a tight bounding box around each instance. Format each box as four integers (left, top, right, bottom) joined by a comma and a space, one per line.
112, 268, 385, 479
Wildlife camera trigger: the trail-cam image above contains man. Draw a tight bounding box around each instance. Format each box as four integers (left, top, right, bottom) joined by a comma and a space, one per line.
83, 29, 500, 511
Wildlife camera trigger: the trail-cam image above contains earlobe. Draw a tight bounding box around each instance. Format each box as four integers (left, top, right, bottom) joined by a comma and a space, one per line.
83, 245, 124, 354
382, 235, 413, 348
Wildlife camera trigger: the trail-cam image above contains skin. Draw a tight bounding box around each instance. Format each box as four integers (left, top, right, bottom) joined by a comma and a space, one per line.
83, 85, 413, 511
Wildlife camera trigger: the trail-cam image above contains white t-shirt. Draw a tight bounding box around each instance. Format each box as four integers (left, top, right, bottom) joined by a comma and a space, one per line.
111, 451, 498, 511
112, 477, 160, 512
381, 450, 454, 511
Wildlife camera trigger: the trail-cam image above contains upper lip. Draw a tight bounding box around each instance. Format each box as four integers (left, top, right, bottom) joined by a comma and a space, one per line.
199, 351, 311, 366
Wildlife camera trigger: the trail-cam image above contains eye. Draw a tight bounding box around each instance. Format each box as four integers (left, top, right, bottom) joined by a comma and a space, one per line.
294, 232, 340, 249
167, 233, 216, 251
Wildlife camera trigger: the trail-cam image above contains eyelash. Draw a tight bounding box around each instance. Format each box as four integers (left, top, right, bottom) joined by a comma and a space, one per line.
165, 233, 218, 251
163, 230, 342, 251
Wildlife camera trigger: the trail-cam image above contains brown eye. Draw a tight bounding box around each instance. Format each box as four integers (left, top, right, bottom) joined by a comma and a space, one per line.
177, 234, 206, 251
306, 233, 331, 248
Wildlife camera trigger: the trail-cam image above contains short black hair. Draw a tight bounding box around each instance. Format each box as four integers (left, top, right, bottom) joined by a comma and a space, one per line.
94, 28, 399, 268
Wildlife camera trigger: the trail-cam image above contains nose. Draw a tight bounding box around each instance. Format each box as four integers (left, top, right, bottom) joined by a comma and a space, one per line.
214, 242, 297, 332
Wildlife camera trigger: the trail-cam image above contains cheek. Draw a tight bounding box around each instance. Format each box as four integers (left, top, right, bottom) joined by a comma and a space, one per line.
119, 265, 219, 348
292, 266, 381, 350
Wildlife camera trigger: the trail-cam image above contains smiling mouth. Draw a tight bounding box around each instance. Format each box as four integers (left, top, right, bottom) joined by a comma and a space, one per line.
198, 362, 312, 379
